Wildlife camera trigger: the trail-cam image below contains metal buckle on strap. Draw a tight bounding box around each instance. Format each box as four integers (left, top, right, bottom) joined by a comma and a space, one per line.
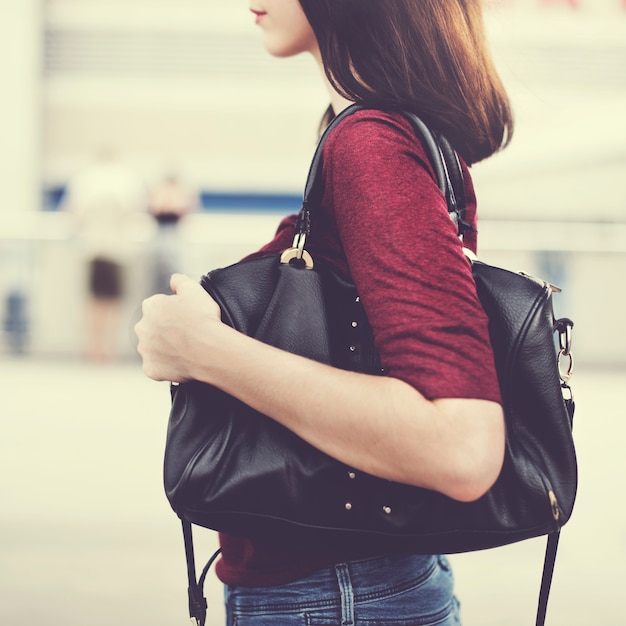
280, 232, 314, 269
555, 319, 574, 383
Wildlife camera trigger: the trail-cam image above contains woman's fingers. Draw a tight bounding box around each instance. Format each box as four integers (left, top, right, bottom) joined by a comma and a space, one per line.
135, 274, 223, 382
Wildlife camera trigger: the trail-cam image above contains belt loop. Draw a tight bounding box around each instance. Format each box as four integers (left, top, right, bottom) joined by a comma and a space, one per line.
334, 563, 355, 626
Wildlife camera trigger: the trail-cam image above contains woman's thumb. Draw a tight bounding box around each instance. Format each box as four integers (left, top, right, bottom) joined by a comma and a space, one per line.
169, 273, 194, 294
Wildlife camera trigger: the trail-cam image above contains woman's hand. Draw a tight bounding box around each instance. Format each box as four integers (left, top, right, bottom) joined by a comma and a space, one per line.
135, 273, 222, 383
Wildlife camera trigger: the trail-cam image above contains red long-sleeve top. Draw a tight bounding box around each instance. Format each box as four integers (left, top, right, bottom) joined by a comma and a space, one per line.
215, 109, 502, 586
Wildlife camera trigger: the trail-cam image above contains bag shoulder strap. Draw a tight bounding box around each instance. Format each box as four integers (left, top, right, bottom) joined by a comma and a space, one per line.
299, 104, 467, 238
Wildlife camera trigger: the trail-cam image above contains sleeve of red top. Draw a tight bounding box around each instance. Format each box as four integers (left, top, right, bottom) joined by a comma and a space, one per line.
322, 111, 501, 403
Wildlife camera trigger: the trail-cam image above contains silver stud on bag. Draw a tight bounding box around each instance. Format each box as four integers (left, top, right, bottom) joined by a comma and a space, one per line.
345, 502, 353, 511
351, 321, 358, 328
348, 472, 356, 479
349, 345, 357, 352
355, 296, 360, 303
383, 506, 392, 515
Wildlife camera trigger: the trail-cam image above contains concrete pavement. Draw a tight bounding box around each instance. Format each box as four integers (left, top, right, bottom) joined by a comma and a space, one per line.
0, 357, 623, 625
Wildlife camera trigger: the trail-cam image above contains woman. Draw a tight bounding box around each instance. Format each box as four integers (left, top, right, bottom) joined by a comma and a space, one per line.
135, 0, 512, 623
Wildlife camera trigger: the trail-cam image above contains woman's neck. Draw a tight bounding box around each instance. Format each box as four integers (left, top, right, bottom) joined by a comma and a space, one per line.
312, 52, 353, 115
327, 84, 353, 115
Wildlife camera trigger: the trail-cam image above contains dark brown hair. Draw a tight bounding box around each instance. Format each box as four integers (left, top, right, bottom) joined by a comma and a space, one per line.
298, 0, 513, 164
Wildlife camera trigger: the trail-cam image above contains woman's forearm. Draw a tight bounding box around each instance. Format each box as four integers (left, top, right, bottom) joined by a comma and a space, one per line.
193, 321, 505, 502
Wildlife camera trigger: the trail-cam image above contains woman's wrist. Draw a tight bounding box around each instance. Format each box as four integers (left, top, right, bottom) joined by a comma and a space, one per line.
187, 321, 250, 388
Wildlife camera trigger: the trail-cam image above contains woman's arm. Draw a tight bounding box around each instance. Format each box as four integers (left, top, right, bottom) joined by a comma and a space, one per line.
136, 273, 505, 503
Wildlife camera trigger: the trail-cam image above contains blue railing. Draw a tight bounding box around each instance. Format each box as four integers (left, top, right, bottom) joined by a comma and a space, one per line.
43, 187, 303, 213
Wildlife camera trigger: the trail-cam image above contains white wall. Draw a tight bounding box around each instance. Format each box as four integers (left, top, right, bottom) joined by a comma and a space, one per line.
0, 0, 42, 217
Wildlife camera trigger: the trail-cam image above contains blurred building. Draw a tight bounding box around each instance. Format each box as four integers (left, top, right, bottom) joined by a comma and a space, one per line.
42, 0, 326, 204
40, 0, 626, 218
1, 0, 625, 362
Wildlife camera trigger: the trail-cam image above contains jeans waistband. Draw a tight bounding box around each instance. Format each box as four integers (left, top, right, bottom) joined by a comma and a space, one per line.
226, 552, 441, 610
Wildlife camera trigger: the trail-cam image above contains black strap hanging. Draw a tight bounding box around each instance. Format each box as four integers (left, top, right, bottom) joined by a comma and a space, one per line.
435, 126, 571, 626
182, 520, 221, 626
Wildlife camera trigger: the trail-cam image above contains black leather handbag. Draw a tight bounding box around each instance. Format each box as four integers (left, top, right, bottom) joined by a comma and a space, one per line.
164, 105, 577, 626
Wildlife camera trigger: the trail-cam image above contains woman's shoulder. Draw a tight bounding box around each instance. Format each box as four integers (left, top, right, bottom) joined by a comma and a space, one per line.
326, 108, 419, 147
322, 108, 436, 179
320, 106, 478, 251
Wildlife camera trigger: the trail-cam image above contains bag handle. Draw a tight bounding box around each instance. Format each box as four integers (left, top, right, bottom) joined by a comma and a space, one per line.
296, 104, 466, 242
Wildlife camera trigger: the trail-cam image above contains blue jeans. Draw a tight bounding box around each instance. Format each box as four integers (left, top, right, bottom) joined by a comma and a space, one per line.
224, 553, 461, 625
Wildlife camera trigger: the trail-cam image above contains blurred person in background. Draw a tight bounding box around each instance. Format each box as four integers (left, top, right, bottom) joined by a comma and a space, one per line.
136, 1, 512, 624
62, 147, 146, 362
148, 170, 197, 294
